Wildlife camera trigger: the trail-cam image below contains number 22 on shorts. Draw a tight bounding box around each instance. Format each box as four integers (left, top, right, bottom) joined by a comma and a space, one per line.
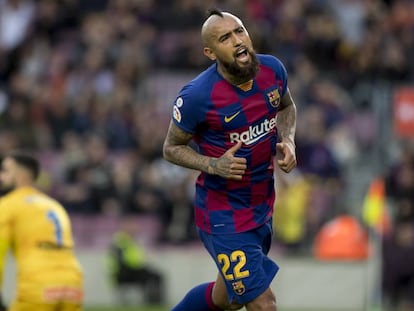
217, 250, 250, 280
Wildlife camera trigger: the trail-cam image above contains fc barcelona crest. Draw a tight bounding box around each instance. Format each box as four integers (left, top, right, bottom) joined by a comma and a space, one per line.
232, 280, 246, 295
267, 89, 281, 108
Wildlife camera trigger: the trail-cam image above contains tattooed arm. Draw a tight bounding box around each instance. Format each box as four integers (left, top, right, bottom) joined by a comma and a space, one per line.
276, 88, 297, 173
163, 121, 247, 180
277, 88, 297, 145
163, 121, 211, 173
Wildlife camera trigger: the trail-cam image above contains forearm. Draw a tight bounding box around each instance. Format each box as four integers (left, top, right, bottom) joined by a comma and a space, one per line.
277, 102, 296, 145
162, 122, 245, 179
163, 144, 217, 175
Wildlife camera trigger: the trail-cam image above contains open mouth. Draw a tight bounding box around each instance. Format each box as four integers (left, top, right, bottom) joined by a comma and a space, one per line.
235, 47, 249, 63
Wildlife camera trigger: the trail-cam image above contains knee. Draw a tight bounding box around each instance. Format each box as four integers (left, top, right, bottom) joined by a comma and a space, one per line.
246, 288, 276, 311
211, 292, 242, 310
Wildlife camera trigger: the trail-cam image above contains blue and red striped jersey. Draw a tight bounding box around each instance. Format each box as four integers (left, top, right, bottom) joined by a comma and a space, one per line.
171, 54, 288, 234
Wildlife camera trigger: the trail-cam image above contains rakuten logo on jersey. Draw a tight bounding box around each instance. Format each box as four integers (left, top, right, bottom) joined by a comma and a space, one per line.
229, 116, 277, 145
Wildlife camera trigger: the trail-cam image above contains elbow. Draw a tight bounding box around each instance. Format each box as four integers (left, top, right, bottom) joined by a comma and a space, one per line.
162, 142, 173, 163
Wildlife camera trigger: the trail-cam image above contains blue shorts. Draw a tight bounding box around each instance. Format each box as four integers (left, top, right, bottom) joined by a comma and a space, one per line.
198, 220, 279, 304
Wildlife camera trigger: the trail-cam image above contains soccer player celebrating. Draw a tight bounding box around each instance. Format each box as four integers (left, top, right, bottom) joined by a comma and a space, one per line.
163, 8, 297, 311
0, 151, 84, 311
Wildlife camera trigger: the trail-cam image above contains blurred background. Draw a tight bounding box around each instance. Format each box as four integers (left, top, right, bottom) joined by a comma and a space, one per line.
1, 0, 414, 310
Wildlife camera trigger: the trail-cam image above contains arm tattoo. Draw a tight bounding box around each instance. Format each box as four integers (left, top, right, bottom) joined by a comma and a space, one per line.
208, 158, 217, 175
277, 89, 297, 145
163, 122, 213, 173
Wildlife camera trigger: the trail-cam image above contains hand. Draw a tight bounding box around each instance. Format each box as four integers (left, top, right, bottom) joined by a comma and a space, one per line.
276, 141, 296, 173
209, 141, 247, 180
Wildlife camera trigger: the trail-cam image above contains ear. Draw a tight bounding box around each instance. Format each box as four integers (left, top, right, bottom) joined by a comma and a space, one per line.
203, 47, 216, 61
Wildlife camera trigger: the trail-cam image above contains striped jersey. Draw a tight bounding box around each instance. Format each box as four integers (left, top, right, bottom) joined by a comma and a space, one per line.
171, 54, 288, 234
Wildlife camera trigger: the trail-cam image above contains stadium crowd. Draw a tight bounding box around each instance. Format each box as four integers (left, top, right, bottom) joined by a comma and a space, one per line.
0, 0, 413, 252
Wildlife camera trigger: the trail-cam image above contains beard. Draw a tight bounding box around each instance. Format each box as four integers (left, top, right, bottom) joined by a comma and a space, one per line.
220, 49, 260, 84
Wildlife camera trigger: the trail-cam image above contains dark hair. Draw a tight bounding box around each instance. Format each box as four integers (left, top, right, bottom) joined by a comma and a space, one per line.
5, 151, 40, 180
206, 8, 224, 18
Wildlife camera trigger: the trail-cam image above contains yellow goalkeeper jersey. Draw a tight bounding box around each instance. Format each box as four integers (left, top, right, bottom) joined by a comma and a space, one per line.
0, 186, 83, 287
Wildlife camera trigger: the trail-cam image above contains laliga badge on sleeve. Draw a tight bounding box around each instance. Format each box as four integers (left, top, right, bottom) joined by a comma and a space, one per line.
173, 105, 182, 122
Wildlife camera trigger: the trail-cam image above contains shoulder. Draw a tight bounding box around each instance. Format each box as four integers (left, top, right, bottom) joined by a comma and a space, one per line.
27, 189, 63, 210
171, 65, 219, 131
258, 54, 286, 67
40, 193, 65, 210
258, 54, 288, 75
179, 64, 218, 98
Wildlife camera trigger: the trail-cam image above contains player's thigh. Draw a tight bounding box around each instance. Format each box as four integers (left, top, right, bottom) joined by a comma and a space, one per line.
212, 273, 243, 311
245, 287, 277, 311
8, 301, 57, 311
212, 272, 228, 303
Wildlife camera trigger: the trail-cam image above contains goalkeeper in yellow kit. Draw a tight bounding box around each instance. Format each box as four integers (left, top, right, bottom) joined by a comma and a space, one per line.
0, 151, 84, 311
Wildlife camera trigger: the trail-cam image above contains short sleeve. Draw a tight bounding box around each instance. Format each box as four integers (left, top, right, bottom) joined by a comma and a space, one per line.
171, 83, 204, 134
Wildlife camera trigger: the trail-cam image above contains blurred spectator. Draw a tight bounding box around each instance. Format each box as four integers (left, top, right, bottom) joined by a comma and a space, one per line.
0, 0, 34, 51
274, 171, 312, 254
385, 143, 414, 224
0, 94, 37, 149
0, 0, 35, 83
382, 221, 414, 311
382, 142, 414, 310
107, 218, 165, 305
57, 133, 115, 213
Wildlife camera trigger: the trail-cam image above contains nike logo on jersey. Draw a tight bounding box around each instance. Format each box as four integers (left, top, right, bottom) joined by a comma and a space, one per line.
224, 111, 241, 123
